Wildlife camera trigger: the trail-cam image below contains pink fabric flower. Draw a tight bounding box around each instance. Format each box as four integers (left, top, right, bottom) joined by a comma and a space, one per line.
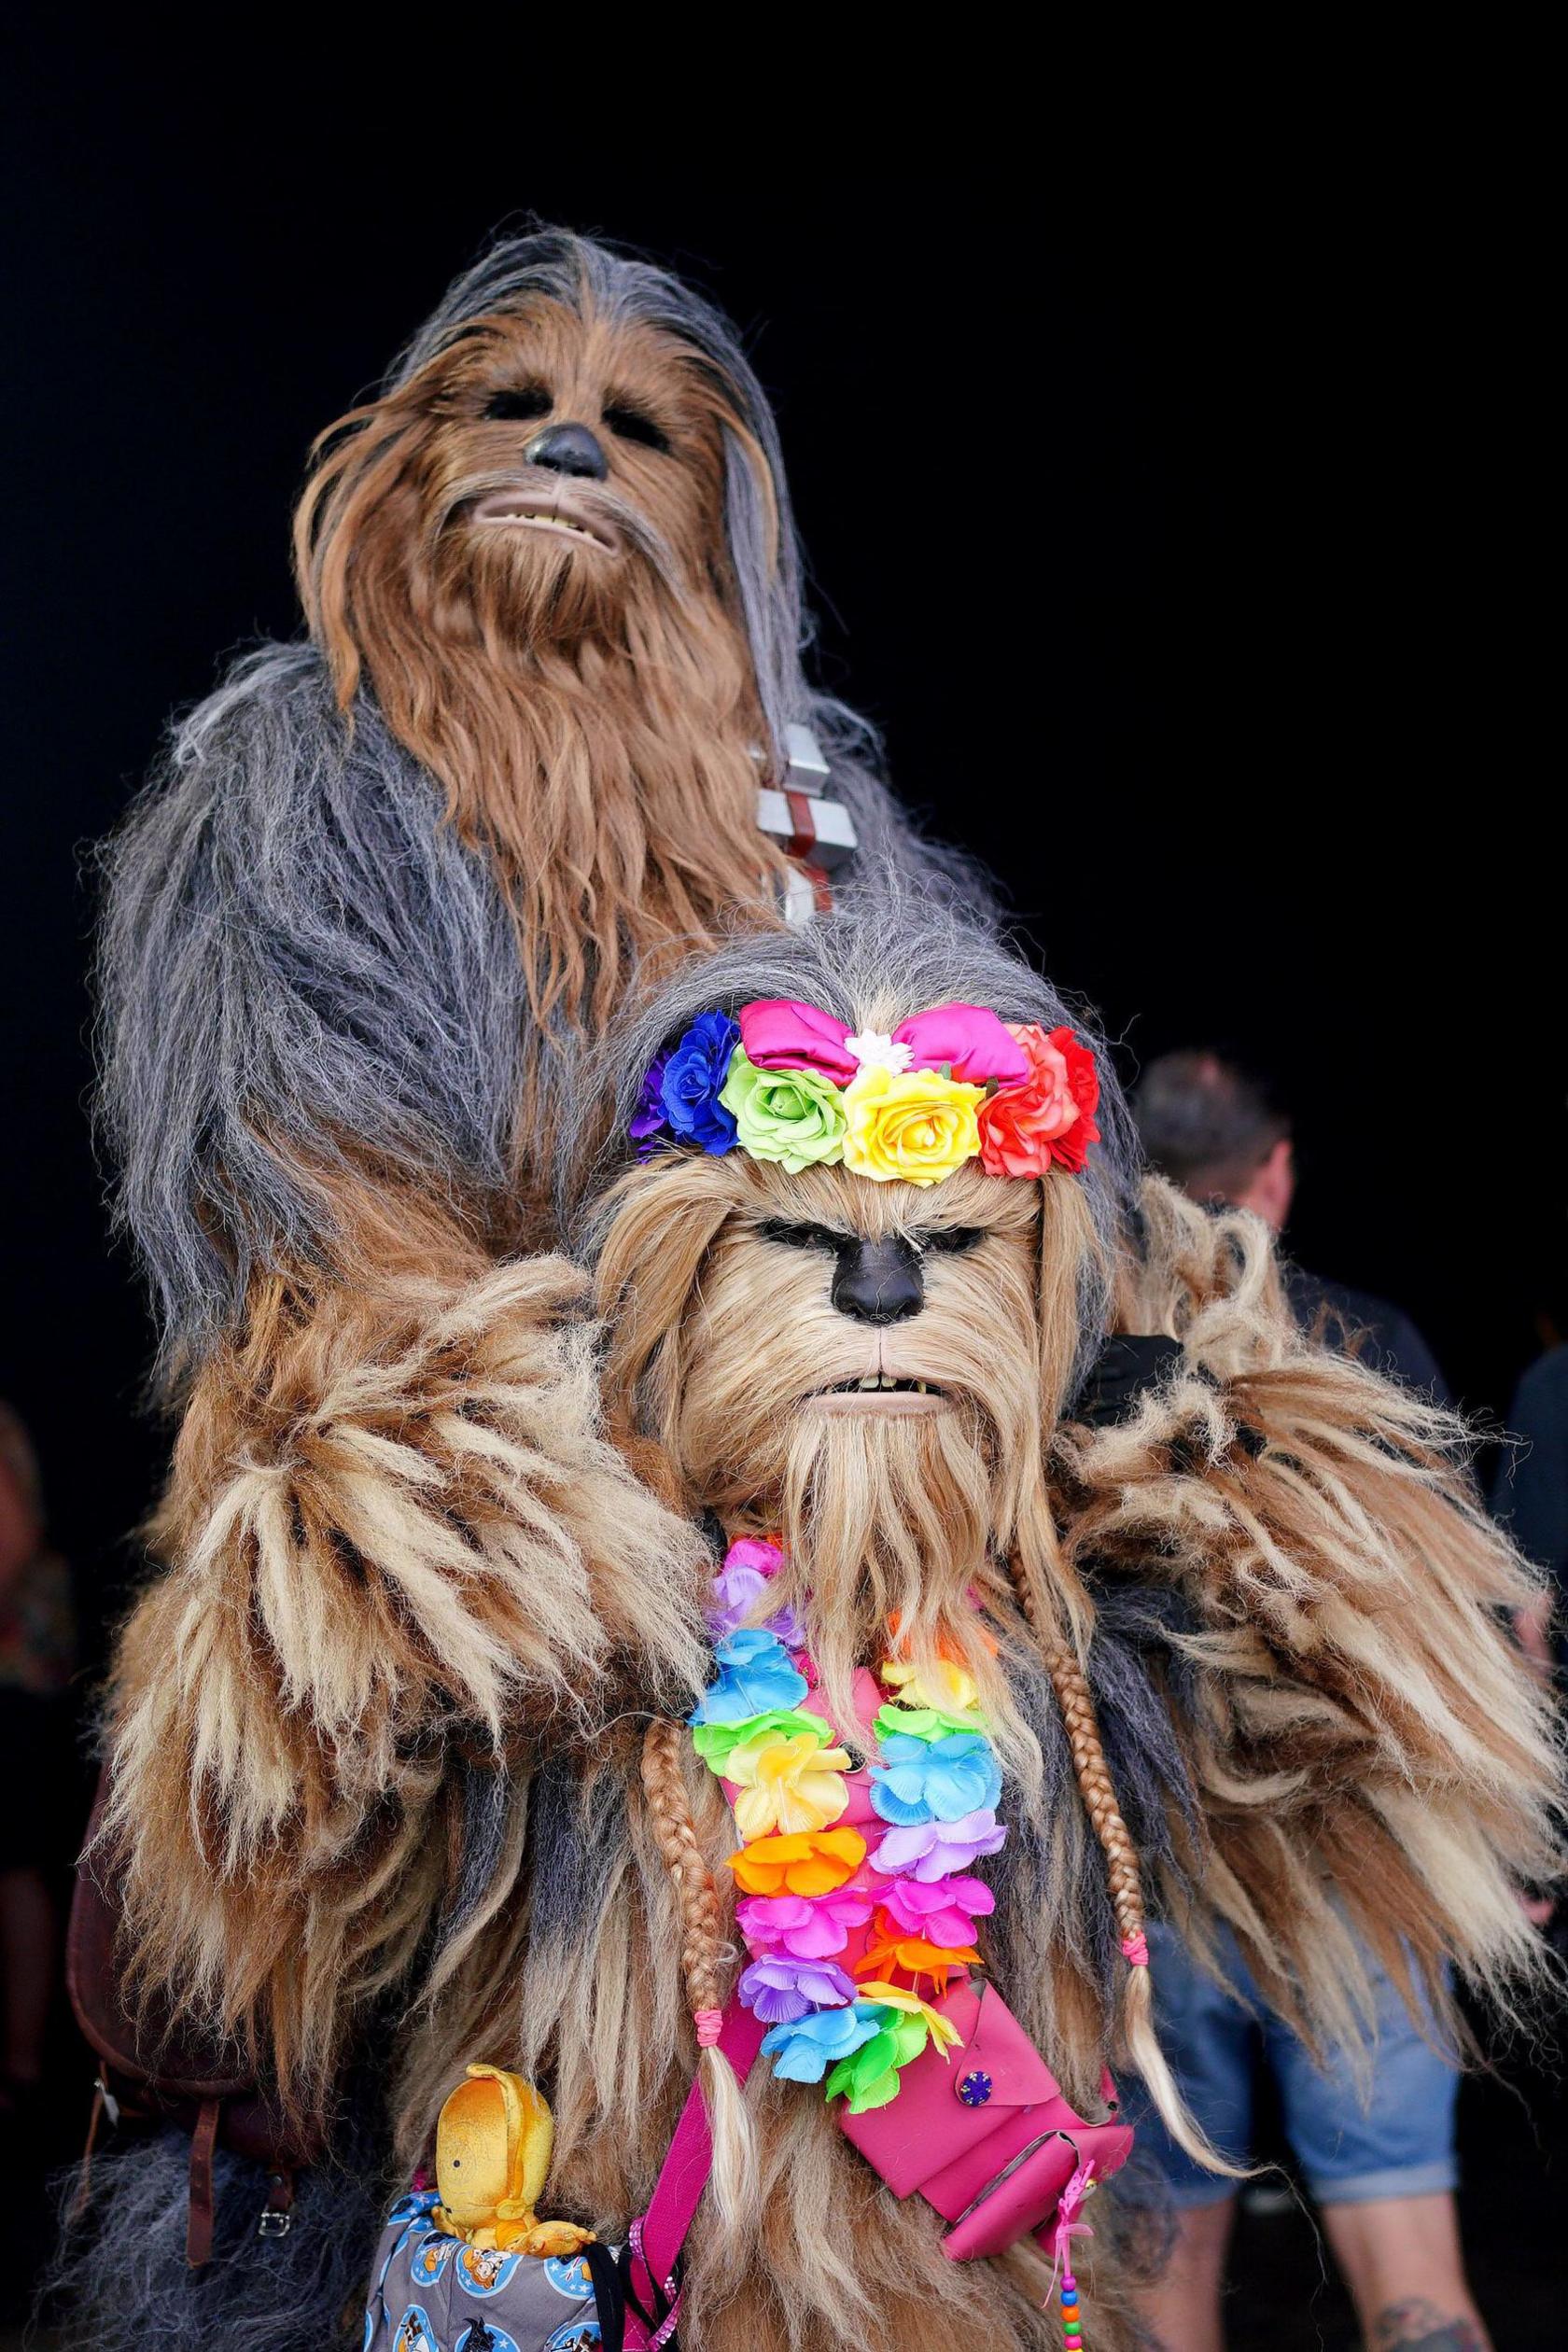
725, 1536, 785, 1579
736, 1887, 875, 1958
879, 1872, 996, 1948
708, 1536, 803, 1645
892, 1003, 1030, 1087
738, 1001, 858, 1085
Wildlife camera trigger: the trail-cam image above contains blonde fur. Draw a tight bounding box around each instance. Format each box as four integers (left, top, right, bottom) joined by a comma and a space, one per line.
1065, 1174, 1561, 2059
379, 1146, 1156, 2345
596, 1149, 1243, 2164
103, 1245, 710, 2105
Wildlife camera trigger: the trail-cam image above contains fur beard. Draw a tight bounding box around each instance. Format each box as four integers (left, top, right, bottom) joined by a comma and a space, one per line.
647, 1156, 1071, 1785
768, 1402, 1043, 1791
358, 596, 793, 1055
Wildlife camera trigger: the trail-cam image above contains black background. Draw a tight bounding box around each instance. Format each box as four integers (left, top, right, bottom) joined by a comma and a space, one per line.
2, 64, 1560, 1659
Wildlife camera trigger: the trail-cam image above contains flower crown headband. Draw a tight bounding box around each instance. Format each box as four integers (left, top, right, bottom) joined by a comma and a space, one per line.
630, 998, 1100, 1186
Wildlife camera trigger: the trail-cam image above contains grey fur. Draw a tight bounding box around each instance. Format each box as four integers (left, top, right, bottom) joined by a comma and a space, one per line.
96, 645, 531, 1379
444, 1757, 526, 1950
566, 875, 1140, 1410
524, 1750, 635, 1962
97, 228, 973, 1381
46, 2123, 387, 2351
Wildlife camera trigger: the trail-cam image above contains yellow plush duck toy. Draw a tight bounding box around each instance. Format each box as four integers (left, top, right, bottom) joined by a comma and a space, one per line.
433, 2065, 595, 2259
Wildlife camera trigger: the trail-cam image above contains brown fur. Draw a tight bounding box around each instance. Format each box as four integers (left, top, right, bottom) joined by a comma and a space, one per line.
1063, 1174, 1561, 2057
104, 1238, 710, 2105
294, 294, 792, 1049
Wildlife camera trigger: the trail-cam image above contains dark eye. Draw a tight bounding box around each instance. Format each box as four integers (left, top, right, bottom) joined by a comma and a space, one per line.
602, 400, 670, 453
483, 385, 552, 422
919, 1227, 985, 1255
758, 1219, 847, 1255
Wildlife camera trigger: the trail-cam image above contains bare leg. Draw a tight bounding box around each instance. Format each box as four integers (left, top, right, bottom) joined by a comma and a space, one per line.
1319, 2193, 1490, 2352
1131, 2195, 1236, 2352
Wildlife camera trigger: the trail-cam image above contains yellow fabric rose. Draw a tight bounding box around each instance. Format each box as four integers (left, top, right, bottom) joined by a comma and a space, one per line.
842, 1065, 985, 1186
726, 1728, 853, 1840
881, 1657, 982, 1717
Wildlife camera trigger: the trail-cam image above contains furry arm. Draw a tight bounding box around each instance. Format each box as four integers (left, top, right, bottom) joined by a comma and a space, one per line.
96, 645, 537, 1382
103, 1249, 709, 2105
1059, 1179, 1562, 2054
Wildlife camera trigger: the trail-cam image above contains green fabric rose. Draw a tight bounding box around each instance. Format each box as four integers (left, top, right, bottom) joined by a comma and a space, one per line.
824, 2006, 931, 2113
718, 1049, 848, 1172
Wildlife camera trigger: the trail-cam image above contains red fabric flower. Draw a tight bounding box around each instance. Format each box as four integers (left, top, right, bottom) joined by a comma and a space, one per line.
977, 1024, 1100, 1178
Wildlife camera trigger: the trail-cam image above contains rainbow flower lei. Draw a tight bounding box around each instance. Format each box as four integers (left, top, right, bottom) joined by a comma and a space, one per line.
632, 998, 1099, 1186
690, 1537, 1008, 2113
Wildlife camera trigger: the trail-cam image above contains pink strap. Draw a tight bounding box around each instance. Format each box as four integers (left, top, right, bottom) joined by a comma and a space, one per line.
623, 2001, 766, 2348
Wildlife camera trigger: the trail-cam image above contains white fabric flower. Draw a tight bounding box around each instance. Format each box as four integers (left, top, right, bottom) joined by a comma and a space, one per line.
845, 1029, 913, 1074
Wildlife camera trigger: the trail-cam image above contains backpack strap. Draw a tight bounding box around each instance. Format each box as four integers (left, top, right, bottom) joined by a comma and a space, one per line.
623, 2000, 766, 2349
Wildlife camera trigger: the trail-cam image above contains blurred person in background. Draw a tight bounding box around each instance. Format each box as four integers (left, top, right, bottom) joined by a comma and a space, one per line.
1123, 1051, 1486, 2352
1133, 1049, 1450, 1403
0, 1401, 76, 2127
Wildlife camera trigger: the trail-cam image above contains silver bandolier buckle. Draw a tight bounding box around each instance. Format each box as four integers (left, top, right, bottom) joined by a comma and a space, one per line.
756, 724, 858, 923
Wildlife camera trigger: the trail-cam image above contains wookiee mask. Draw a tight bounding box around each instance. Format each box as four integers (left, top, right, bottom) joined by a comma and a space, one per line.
575, 895, 1136, 1745
290, 231, 837, 1030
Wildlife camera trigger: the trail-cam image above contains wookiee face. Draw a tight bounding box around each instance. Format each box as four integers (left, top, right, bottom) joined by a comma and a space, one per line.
294, 291, 791, 1040
301, 299, 741, 665
598, 1154, 1098, 1722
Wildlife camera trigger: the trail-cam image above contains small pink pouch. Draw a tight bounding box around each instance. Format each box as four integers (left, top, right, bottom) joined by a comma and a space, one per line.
839, 1976, 1133, 2261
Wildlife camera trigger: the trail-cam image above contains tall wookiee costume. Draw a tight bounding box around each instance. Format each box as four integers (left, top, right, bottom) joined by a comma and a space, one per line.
63, 235, 969, 2346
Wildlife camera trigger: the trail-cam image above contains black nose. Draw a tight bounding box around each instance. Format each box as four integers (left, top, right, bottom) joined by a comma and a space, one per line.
831, 1237, 925, 1326
523, 422, 609, 481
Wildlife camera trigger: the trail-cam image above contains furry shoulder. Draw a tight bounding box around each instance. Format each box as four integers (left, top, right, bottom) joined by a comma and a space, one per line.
96, 644, 530, 1377
1057, 1176, 1561, 2048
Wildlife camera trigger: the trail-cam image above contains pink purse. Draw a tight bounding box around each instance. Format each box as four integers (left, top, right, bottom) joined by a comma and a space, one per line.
839, 1975, 1133, 2261
623, 1981, 1131, 2344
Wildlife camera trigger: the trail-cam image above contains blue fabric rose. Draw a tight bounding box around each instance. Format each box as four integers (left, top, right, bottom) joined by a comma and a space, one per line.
869, 1730, 1001, 1825
761, 2002, 884, 2083
690, 1628, 808, 1725
660, 1012, 740, 1154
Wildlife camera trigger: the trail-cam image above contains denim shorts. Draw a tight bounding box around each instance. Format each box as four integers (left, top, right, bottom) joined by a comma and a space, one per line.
1123, 1921, 1460, 2207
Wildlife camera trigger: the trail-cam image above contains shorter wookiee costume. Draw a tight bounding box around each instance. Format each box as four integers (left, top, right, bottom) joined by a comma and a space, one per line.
79, 892, 1560, 2351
